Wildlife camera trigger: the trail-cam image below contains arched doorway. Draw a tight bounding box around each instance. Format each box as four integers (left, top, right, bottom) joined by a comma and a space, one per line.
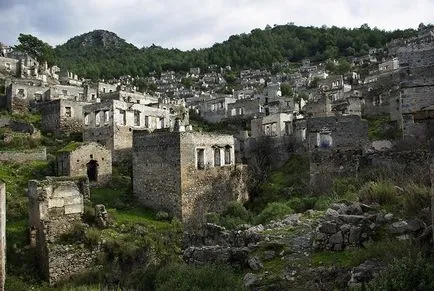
87, 160, 99, 182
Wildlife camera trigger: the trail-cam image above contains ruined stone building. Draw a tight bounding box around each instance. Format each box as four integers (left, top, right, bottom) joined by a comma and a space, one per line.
83, 98, 182, 162
318, 75, 346, 101
4, 80, 88, 113
197, 95, 237, 123
28, 177, 99, 285
307, 115, 368, 191
132, 130, 249, 229
37, 99, 90, 134
251, 112, 295, 138
303, 95, 333, 118
57, 142, 112, 186
227, 98, 262, 119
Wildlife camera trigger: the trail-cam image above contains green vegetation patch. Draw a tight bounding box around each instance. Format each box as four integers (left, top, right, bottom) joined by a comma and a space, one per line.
57, 141, 83, 153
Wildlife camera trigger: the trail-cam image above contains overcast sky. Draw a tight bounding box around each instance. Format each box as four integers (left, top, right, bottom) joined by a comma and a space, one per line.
1, 0, 433, 50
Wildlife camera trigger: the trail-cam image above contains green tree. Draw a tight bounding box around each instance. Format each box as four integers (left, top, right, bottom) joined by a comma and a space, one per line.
280, 82, 293, 97
14, 34, 55, 66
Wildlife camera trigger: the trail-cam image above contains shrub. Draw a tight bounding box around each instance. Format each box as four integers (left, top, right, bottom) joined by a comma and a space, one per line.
222, 201, 252, 222
287, 197, 317, 213
358, 181, 398, 205
156, 211, 170, 221
368, 254, 434, 291
83, 203, 96, 224
402, 183, 431, 218
206, 202, 252, 229
255, 202, 294, 224
155, 263, 242, 291
85, 227, 101, 246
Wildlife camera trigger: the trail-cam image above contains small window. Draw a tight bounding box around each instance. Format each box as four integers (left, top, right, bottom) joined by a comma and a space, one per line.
84, 113, 89, 125
17, 89, 25, 98
197, 149, 205, 170
145, 116, 149, 128
119, 109, 126, 125
62, 90, 68, 96
95, 111, 101, 126
214, 147, 221, 166
224, 146, 231, 165
159, 117, 164, 129
65, 107, 72, 117
104, 111, 110, 123
134, 110, 140, 126
34, 93, 42, 102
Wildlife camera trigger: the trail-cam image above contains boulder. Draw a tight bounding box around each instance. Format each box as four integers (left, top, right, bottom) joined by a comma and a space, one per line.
319, 222, 338, 234
329, 231, 344, 245
248, 256, 263, 271
345, 203, 363, 215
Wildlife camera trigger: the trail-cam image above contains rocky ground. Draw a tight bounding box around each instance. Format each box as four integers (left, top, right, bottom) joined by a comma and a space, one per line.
183, 202, 429, 290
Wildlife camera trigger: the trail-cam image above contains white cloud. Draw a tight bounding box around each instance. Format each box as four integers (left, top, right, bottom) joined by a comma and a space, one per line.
1, 0, 434, 50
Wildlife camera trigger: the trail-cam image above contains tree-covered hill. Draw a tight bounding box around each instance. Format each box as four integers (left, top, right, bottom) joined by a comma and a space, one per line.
52, 24, 417, 79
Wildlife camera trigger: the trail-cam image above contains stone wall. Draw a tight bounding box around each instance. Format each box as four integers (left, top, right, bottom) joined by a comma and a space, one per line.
27, 176, 95, 285
0, 118, 39, 136
133, 131, 182, 217
0, 147, 46, 163
179, 132, 248, 230
310, 149, 361, 193
57, 142, 112, 186
401, 85, 434, 114
6, 81, 49, 112
307, 115, 368, 150
0, 183, 5, 291
38, 99, 89, 134
133, 131, 249, 230
0, 57, 19, 77
397, 44, 434, 67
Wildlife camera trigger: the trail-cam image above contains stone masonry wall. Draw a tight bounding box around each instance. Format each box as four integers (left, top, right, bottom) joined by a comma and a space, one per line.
27, 177, 96, 285
133, 131, 249, 231
0, 147, 46, 163
180, 132, 249, 230
57, 143, 112, 186
307, 115, 368, 150
133, 131, 182, 218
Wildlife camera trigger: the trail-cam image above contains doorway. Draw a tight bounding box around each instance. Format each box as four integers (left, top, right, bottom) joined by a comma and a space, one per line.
87, 160, 99, 181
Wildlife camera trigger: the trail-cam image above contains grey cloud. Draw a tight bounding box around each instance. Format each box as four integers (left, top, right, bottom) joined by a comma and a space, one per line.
1, 0, 434, 50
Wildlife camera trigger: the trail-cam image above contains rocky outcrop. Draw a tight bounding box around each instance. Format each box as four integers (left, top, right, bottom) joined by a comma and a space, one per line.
314, 202, 428, 251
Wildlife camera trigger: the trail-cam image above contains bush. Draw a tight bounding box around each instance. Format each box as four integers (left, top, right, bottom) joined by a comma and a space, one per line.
156, 211, 170, 221
358, 181, 398, 205
206, 202, 252, 229
155, 263, 242, 291
287, 197, 317, 213
402, 183, 431, 218
368, 254, 434, 291
85, 227, 101, 246
255, 202, 294, 224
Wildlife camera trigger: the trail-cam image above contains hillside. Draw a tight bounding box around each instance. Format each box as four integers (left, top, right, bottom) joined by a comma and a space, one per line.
54, 24, 417, 79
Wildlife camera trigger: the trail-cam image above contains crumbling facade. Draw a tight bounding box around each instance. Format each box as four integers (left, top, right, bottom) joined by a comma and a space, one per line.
57, 142, 112, 186
307, 116, 368, 192
133, 131, 249, 229
28, 177, 98, 285
83, 98, 184, 162
38, 99, 90, 134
